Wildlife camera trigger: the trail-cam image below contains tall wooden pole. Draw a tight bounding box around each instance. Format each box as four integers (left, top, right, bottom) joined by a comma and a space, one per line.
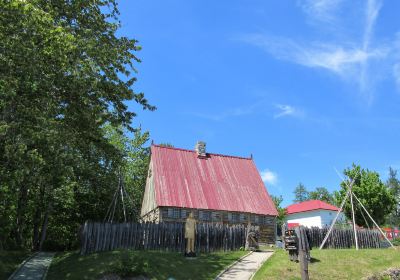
299, 249, 309, 280
350, 188, 358, 250
319, 177, 355, 250
352, 192, 395, 249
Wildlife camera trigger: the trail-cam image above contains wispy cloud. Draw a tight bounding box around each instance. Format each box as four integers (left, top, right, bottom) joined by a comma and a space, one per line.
260, 169, 278, 185
240, 0, 397, 99
242, 35, 386, 75
274, 104, 304, 119
393, 34, 400, 90
299, 0, 344, 23
393, 63, 400, 90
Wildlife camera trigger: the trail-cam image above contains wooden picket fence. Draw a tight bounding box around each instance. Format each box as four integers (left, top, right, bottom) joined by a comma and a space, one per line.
305, 227, 385, 249
80, 221, 249, 255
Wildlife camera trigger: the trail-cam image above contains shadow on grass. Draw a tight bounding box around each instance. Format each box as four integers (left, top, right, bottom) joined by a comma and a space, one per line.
310, 257, 320, 263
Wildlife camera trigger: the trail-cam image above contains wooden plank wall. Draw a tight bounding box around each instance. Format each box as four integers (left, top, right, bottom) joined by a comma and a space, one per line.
80, 222, 252, 255
305, 227, 385, 249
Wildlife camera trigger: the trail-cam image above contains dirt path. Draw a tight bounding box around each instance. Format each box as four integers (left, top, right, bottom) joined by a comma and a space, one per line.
216, 251, 274, 280
9, 252, 55, 280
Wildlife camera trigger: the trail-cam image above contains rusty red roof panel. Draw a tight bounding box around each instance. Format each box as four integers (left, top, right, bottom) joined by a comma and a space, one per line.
286, 200, 339, 214
151, 145, 278, 216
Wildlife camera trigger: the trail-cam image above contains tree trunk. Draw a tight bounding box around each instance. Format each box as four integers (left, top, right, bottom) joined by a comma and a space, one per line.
32, 185, 46, 251
32, 207, 42, 251
15, 183, 28, 248
38, 202, 52, 251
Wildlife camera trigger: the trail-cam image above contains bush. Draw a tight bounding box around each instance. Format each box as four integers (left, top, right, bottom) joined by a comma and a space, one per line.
365, 267, 400, 280
107, 251, 149, 277
392, 238, 400, 247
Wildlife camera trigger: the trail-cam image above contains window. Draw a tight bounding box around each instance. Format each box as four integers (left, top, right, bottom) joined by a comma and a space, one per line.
232, 213, 240, 223
167, 208, 180, 219
172, 208, 180, 219
199, 211, 211, 221
259, 216, 271, 225
181, 209, 187, 219
162, 208, 168, 219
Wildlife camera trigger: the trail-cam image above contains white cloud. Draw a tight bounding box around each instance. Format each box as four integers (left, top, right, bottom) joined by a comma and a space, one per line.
240, 0, 398, 98
242, 34, 386, 75
260, 169, 278, 185
299, 0, 344, 23
393, 63, 400, 89
274, 104, 304, 119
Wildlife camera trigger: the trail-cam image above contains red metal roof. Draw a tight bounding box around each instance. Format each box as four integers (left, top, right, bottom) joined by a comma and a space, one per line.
286, 200, 339, 214
151, 145, 278, 216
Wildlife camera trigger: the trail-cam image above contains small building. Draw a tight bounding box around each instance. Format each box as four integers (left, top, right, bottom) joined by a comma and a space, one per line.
285, 200, 346, 228
141, 142, 278, 243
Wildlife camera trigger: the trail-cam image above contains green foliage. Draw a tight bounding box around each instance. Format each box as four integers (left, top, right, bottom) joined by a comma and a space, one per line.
309, 187, 334, 204
271, 195, 286, 228
108, 251, 149, 277
0, 0, 154, 250
334, 164, 396, 227
0, 251, 32, 279
103, 124, 150, 221
392, 237, 400, 247
386, 167, 400, 226
293, 183, 309, 203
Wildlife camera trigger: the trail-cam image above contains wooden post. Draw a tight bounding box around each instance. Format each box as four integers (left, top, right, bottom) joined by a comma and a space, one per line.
299, 249, 309, 280
295, 226, 310, 280
350, 190, 359, 250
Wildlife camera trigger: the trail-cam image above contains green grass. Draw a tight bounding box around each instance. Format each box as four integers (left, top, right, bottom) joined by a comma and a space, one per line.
47, 250, 247, 280
253, 248, 400, 280
0, 250, 32, 279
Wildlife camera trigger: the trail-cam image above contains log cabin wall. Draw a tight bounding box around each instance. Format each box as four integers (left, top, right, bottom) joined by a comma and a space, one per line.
144, 206, 276, 244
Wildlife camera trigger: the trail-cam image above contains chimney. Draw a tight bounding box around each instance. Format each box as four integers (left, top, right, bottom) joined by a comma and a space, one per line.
195, 141, 207, 158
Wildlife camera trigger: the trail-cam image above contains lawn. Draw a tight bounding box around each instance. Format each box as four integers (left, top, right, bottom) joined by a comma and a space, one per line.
47, 249, 247, 280
253, 248, 400, 280
0, 250, 32, 279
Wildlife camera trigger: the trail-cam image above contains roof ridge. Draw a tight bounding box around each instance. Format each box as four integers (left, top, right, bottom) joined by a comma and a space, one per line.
152, 144, 252, 160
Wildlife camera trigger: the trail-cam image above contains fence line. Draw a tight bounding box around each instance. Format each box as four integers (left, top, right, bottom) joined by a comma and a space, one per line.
305, 227, 385, 249
80, 221, 250, 255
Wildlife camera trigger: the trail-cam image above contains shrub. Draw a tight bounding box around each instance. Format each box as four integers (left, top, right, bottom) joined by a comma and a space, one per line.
392, 238, 400, 247
365, 267, 400, 280
107, 251, 149, 277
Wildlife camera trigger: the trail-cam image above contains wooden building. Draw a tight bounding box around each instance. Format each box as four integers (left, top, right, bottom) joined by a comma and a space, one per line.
285, 200, 347, 228
141, 142, 278, 243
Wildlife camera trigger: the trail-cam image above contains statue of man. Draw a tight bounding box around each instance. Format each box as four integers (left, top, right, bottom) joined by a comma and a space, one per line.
185, 211, 196, 257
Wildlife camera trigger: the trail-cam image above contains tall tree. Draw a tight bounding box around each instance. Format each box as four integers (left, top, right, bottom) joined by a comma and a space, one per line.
104, 125, 151, 221
0, 0, 154, 250
309, 187, 333, 204
386, 167, 400, 226
334, 164, 396, 227
293, 183, 309, 203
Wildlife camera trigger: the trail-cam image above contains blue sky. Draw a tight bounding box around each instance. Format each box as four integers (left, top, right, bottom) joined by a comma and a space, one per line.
118, 0, 400, 207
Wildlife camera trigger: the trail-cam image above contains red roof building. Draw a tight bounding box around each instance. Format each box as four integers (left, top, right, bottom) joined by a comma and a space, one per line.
141, 142, 278, 243
286, 200, 339, 214
285, 200, 345, 228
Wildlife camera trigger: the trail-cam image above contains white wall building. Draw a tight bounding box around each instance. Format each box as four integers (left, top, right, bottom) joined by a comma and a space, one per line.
285, 200, 346, 228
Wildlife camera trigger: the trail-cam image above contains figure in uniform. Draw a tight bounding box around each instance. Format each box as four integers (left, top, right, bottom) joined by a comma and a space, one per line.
185, 211, 196, 257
